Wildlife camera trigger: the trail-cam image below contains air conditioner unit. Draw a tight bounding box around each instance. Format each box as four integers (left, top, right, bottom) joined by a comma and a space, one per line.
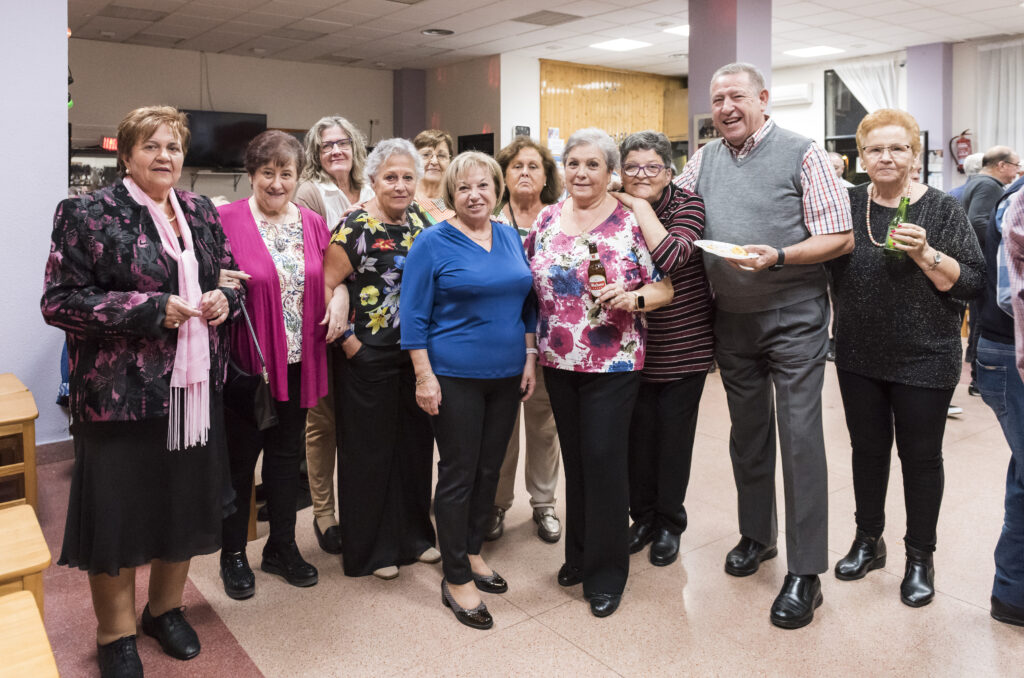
772, 83, 813, 106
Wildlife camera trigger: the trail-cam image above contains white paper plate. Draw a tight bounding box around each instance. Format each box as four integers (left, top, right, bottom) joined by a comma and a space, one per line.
694, 239, 757, 260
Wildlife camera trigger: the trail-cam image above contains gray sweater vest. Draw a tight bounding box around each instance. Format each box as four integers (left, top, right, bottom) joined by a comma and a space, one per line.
696, 125, 827, 313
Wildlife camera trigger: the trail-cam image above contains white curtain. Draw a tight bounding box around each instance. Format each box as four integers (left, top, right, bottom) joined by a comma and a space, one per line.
977, 39, 1024, 154
833, 57, 900, 113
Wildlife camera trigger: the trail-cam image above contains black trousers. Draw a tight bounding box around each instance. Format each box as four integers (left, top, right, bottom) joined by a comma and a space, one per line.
628, 371, 708, 534
223, 362, 306, 553
432, 374, 521, 584
837, 368, 952, 552
335, 345, 436, 576
544, 367, 640, 596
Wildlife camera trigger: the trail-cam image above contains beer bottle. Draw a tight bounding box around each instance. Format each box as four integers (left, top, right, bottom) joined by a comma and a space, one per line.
883, 197, 910, 258
587, 242, 607, 297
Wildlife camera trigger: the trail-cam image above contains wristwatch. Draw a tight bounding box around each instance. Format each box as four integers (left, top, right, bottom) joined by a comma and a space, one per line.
635, 294, 646, 311
768, 247, 786, 271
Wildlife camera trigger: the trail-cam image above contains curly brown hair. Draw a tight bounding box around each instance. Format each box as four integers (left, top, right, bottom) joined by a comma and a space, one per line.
412, 129, 455, 158
494, 136, 562, 205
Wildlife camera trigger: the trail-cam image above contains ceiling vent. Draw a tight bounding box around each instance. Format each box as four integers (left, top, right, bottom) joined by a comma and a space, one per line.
272, 27, 327, 41
513, 11, 582, 27
318, 54, 361, 65
98, 5, 169, 22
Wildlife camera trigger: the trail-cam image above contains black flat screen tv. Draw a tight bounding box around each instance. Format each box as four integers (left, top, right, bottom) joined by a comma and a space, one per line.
182, 109, 267, 169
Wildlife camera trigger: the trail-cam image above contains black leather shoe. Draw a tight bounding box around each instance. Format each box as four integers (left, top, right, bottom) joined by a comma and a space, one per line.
97, 635, 143, 678
220, 550, 256, 600
557, 563, 582, 587
834, 530, 887, 581
484, 507, 505, 541
588, 593, 622, 618
649, 528, 680, 567
769, 573, 823, 629
262, 541, 318, 587
628, 521, 656, 554
968, 383, 981, 397
473, 569, 509, 594
991, 595, 1024, 627
900, 546, 935, 607
314, 520, 343, 555
442, 580, 493, 630
141, 604, 200, 660
724, 536, 778, 577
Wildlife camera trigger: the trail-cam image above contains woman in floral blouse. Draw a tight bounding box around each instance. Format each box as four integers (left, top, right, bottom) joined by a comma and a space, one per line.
525, 128, 674, 618
218, 130, 330, 599
323, 138, 440, 579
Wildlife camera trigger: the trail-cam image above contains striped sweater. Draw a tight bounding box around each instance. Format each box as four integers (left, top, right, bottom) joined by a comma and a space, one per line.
643, 182, 715, 381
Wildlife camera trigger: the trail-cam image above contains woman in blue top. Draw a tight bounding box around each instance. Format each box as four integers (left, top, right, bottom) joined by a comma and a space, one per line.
402, 151, 538, 631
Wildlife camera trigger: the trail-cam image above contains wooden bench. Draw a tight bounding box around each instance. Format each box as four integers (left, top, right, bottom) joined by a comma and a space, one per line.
0, 591, 60, 678
0, 504, 51, 618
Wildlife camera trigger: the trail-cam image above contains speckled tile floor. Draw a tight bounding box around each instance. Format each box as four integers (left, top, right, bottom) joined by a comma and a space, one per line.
38, 362, 1024, 677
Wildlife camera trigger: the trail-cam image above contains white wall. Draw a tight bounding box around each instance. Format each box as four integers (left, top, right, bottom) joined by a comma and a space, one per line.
69, 39, 394, 202
1, 3, 70, 443
499, 54, 541, 148
425, 56, 501, 148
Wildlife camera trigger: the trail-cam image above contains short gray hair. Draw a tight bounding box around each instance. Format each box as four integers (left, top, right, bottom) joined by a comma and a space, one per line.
710, 62, 767, 95
364, 138, 423, 183
563, 127, 619, 172
619, 131, 673, 170
963, 152, 984, 175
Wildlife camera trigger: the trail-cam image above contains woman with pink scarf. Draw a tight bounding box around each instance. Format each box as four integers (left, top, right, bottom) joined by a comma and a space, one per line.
42, 106, 241, 678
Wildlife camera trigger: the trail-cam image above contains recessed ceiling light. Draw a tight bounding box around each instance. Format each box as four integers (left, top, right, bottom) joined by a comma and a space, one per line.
421, 28, 454, 36
783, 46, 844, 58
591, 38, 651, 52
663, 25, 689, 37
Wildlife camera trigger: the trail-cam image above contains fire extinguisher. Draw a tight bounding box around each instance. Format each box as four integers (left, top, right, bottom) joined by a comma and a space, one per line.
948, 130, 973, 174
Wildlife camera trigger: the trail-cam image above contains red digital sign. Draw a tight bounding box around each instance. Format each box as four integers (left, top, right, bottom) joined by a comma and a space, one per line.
101, 137, 117, 151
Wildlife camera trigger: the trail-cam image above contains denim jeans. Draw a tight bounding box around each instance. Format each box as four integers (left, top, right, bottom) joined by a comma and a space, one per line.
976, 337, 1024, 607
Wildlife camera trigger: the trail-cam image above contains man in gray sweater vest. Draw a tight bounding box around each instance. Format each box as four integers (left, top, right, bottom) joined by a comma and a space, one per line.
676, 63, 853, 629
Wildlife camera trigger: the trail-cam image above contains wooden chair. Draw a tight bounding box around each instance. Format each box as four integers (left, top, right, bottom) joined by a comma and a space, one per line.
0, 504, 52, 618
0, 591, 60, 678
0, 374, 39, 510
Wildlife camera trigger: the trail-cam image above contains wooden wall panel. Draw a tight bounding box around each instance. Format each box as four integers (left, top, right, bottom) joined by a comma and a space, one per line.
540, 60, 685, 147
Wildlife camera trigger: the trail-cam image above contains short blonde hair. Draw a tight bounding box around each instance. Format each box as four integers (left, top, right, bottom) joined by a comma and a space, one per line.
413, 129, 455, 157
856, 109, 922, 158
117, 106, 190, 176
441, 152, 505, 211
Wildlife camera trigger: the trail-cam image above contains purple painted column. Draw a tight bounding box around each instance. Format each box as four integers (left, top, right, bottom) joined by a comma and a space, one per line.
687, 0, 773, 147
393, 68, 426, 140
906, 43, 953, 191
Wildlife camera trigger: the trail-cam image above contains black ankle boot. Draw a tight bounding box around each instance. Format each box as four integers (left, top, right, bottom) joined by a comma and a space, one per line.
834, 530, 886, 581
900, 545, 935, 607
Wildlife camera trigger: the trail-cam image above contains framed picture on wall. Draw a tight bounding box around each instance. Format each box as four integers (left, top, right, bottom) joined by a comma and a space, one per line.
695, 114, 720, 149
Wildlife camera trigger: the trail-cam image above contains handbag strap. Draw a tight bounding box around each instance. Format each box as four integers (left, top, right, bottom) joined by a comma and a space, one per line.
238, 304, 271, 384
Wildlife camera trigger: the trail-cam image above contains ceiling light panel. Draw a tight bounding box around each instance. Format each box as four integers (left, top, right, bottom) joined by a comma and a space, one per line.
782, 45, 845, 58
590, 38, 652, 51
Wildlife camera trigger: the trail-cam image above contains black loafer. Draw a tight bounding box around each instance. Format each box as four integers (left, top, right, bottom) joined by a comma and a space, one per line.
769, 573, 822, 629
262, 541, 318, 587
628, 521, 655, 554
834, 530, 886, 581
442, 579, 493, 630
314, 520, 343, 555
724, 536, 777, 577
220, 550, 255, 600
97, 635, 143, 678
991, 595, 1024, 627
557, 563, 583, 587
588, 593, 621, 618
650, 528, 680, 567
141, 604, 200, 660
473, 569, 509, 594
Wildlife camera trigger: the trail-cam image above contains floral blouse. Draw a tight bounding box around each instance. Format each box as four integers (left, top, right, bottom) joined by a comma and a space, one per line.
525, 200, 660, 373
330, 204, 428, 346
252, 207, 305, 364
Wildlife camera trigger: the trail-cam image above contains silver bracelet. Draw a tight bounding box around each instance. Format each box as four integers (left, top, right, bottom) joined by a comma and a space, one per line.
525, 348, 539, 355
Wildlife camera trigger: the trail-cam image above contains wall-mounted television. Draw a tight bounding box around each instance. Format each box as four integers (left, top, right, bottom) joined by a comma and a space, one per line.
182, 109, 267, 169
458, 133, 495, 156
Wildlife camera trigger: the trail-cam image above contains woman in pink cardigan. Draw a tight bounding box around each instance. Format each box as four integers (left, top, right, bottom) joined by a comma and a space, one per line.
217, 130, 330, 600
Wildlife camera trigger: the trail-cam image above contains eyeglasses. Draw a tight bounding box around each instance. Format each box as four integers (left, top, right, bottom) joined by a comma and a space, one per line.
321, 139, 353, 153
861, 144, 912, 160
419, 151, 451, 162
622, 163, 668, 177
1003, 160, 1021, 169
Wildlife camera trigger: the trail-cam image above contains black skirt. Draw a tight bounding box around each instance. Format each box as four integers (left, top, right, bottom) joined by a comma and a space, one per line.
58, 395, 232, 576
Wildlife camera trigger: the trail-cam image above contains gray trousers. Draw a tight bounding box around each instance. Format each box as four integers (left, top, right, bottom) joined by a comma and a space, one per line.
714, 294, 830, 575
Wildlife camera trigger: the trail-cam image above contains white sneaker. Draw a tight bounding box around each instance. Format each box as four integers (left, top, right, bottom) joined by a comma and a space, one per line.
947, 405, 963, 417
373, 565, 399, 580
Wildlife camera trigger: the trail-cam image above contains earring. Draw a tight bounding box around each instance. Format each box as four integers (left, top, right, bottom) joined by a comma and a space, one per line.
125, 168, 131, 175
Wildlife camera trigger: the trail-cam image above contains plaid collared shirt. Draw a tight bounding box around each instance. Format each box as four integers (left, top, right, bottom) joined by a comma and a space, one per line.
674, 118, 852, 236
1001, 190, 1024, 378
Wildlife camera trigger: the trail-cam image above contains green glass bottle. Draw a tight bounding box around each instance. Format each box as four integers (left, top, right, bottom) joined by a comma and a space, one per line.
883, 197, 910, 258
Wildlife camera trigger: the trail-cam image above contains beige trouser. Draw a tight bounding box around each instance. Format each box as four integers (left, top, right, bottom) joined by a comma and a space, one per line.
305, 356, 338, 524
494, 368, 560, 511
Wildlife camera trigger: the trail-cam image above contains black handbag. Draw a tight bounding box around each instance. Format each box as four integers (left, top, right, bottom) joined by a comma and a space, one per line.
224, 304, 278, 431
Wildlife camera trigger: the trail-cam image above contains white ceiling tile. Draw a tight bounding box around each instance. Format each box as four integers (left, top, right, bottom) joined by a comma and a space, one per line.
308, 6, 379, 24
773, 2, 831, 20
251, 1, 324, 19
632, 0, 689, 17
124, 33, 187, 48
188, 0, 264, 8
143, 20, 211, 39
286, 17, 354, 33
177, 3, 247, 20
557, 1, 633, 18
74, 16, 153, 40
216, 21, 269, 35
222, 35, 305, 57
116, 0, 189, 10
796, 9, 863, 27
177, 29, 253, 51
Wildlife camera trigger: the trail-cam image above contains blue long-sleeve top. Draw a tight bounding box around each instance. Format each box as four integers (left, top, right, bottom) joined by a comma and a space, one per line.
400, 220, 538, 379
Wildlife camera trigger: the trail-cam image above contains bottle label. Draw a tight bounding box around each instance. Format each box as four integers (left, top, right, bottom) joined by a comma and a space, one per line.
589, 275, 606, 296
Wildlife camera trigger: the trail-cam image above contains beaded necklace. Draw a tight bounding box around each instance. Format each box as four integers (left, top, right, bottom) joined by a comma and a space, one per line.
865, 181, 913, 247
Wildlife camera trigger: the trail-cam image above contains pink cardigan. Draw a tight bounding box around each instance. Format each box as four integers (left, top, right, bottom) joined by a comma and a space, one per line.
219, 199, 329, 408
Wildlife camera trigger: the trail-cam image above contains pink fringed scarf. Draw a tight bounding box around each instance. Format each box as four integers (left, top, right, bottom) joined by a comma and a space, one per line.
125, 177, 211, 450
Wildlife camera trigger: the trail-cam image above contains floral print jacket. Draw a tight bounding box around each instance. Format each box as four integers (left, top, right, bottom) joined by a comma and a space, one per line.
41, 180, 242, 422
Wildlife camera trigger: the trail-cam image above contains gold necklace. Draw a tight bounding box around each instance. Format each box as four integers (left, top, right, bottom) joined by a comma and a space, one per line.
865, 181, 913, 247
